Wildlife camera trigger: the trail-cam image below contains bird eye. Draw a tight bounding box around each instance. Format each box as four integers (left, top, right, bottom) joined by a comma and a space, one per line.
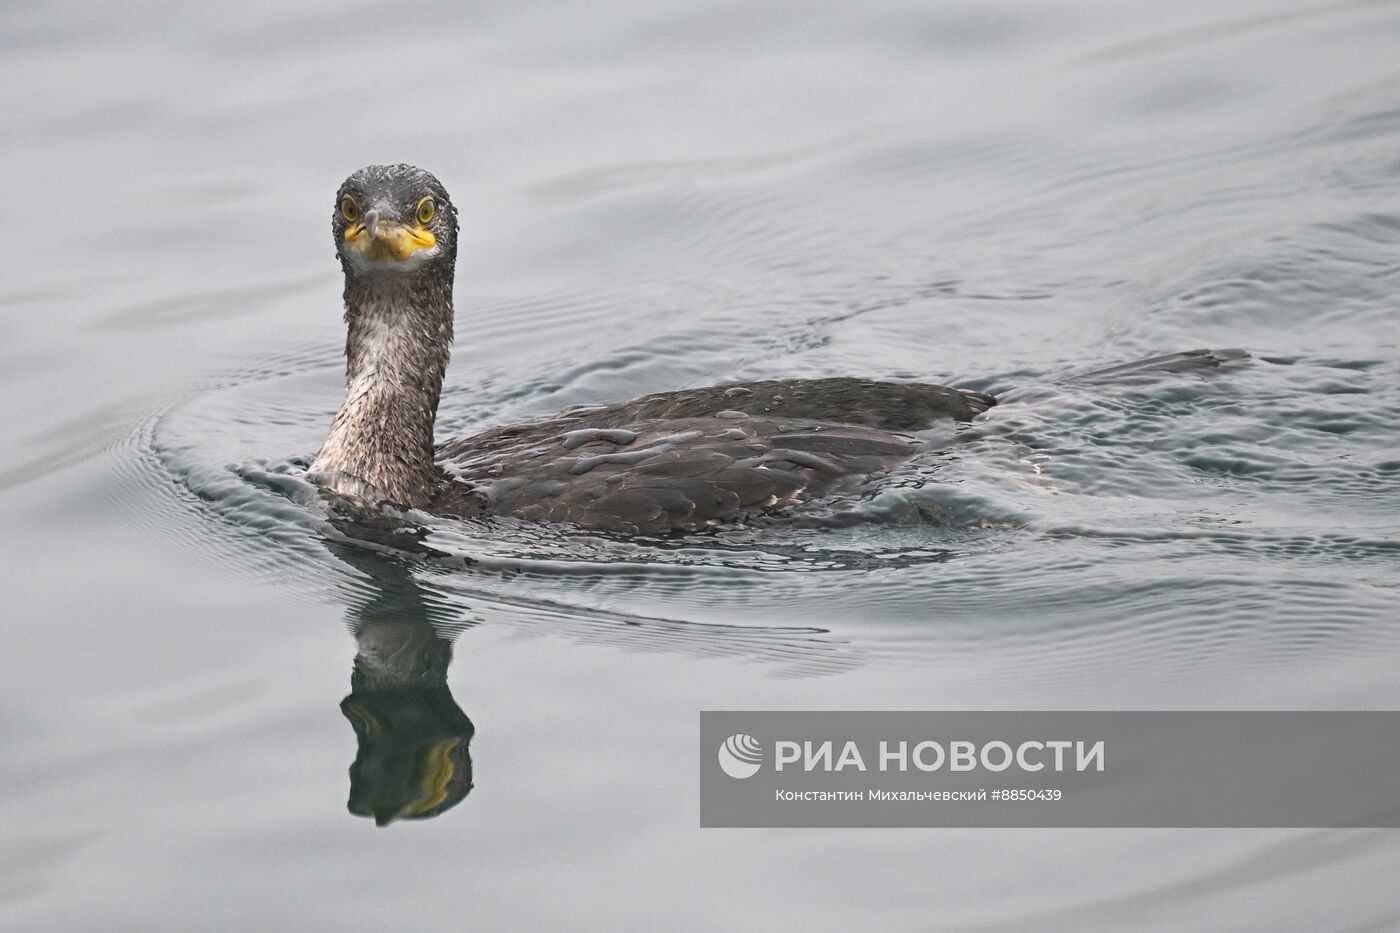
416, 197, 435, 225
340, 196, 360, 222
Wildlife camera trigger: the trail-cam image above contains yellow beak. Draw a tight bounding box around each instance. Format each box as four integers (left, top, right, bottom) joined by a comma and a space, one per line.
344, 217, 436, 262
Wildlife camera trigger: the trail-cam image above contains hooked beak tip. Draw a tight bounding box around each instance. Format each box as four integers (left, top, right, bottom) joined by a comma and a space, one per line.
364, 209, 380, 239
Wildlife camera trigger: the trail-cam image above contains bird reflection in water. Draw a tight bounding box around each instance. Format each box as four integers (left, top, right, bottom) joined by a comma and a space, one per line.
315, 501, 874, 825
331, 541, 474, 826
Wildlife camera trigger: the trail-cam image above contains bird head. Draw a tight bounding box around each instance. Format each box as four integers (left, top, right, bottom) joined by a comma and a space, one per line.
333, 164, 458, 278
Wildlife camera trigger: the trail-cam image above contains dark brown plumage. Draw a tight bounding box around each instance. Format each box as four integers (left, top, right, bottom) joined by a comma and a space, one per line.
434, 379, 994, 534
310, 165, 995, 534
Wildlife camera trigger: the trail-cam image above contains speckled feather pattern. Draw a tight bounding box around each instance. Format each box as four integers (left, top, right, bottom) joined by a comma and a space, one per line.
310, 165, 457, 506
310, 276, 454, 506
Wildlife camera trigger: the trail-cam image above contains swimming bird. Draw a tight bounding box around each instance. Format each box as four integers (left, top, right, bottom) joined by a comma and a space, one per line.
308, 163, 998, 534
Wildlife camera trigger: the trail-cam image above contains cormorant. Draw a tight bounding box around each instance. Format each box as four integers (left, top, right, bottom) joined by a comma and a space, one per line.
308, 163, 1000, 534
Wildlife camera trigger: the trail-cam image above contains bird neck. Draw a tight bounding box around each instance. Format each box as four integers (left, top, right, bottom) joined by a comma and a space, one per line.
312, 275, 454, 507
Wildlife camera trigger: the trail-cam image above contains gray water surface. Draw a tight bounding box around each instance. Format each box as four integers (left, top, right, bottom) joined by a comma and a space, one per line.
3, 1, 1400, 930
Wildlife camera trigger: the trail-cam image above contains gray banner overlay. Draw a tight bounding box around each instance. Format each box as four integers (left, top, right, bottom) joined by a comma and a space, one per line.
700, 711, 1400, 828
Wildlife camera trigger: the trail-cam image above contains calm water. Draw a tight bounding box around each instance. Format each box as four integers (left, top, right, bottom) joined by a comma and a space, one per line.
3, 0, 1400, 929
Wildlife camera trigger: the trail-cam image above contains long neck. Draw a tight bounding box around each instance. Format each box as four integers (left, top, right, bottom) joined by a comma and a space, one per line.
312, 276, 453, 507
